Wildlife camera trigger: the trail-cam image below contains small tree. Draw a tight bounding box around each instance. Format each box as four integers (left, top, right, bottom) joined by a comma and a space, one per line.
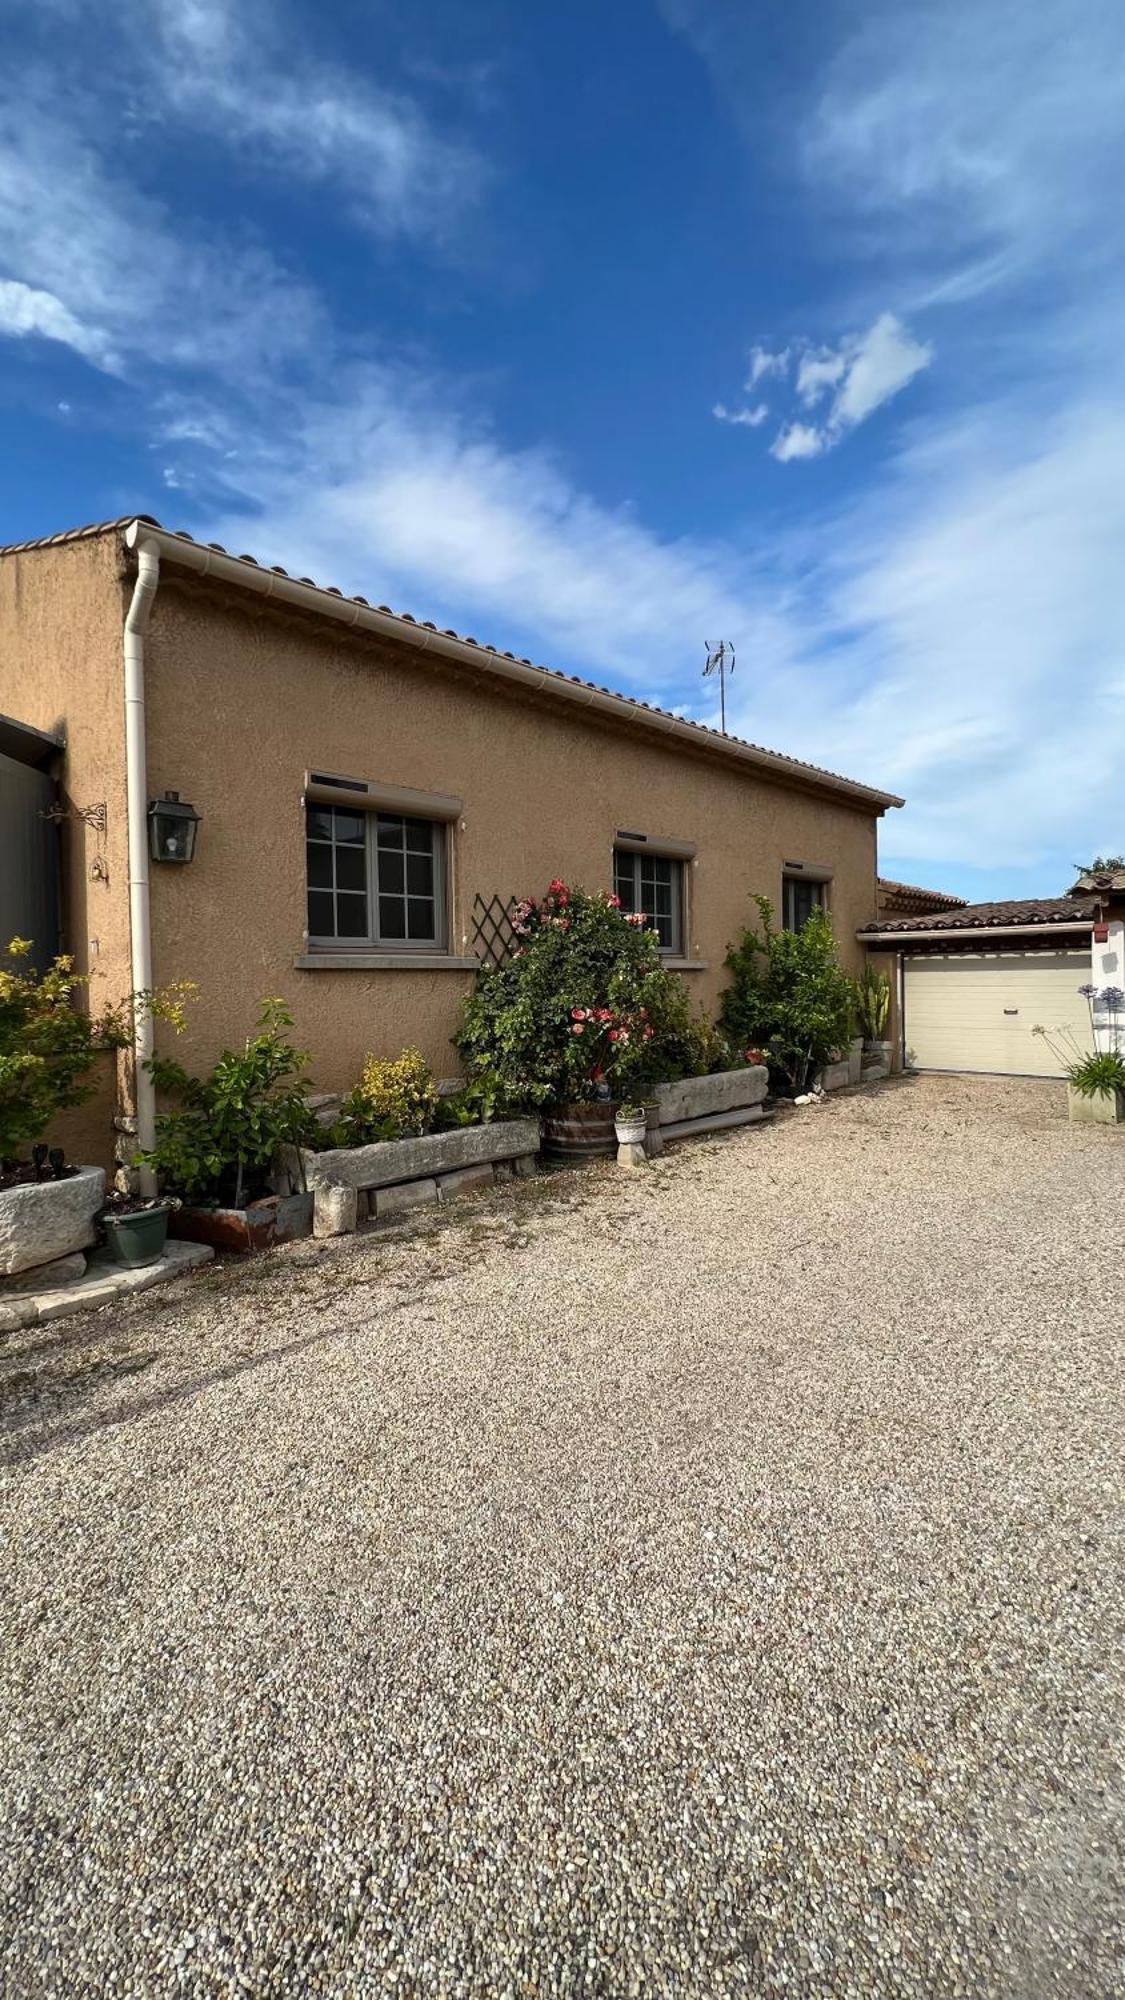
718, 897, 854, 1093
0, 940, 108, 1163
0, 939, 190, 1166
137, 999, 313, 1205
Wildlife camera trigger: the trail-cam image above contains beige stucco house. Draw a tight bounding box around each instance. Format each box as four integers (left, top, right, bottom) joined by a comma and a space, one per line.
1, 515, 903, 1168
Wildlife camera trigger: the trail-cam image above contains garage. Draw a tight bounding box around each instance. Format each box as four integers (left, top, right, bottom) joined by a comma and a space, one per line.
903, 951, 1093, 1077
859, 889, 1105, 1080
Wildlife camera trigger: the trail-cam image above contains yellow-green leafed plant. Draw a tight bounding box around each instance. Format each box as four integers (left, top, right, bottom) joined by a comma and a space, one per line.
342, 1047, 438, 1143
0, 937, 193, 1165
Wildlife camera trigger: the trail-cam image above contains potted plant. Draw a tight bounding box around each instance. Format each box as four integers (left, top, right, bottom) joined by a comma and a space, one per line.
1034, 986, 1125, 1124
613, 1103, 647, 1146
137, 999, 318, 1250
855, 962, 892, 1059
99, 1193, 173, 1268
0, 939, 189, 1284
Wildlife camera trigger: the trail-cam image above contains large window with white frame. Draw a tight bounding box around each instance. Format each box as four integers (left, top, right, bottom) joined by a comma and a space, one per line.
306, 802, 448, 950
613, 845, 685, 955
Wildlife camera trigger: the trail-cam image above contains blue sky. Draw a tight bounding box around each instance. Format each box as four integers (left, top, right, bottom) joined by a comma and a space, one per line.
2, 0, 1124, 901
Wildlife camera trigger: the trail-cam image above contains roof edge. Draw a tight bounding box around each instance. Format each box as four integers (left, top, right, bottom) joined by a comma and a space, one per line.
122, 519, 904, 814
859, 919, 1093, 946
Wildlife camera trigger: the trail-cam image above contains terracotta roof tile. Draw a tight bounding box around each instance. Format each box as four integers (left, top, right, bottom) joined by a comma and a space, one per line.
861, 896, 1097, 934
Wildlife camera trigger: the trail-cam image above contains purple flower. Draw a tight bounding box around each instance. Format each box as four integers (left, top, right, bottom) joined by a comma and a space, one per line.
1078, 983, 1097, 999
1100, 986, 1125, 1009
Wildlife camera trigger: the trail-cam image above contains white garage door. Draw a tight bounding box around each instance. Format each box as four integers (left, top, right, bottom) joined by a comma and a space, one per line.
903, 952, 1092, 1077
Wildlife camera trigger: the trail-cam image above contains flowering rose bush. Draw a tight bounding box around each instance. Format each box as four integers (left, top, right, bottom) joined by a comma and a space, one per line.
456, 881, 706, 1110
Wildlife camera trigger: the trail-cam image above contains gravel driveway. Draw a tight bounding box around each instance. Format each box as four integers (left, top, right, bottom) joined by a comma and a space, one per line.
2, 1074, 1123, 1998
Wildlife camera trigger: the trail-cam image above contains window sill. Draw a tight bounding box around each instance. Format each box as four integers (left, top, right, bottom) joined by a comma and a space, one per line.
662, 957, 709, 971
295, 952, 480, 972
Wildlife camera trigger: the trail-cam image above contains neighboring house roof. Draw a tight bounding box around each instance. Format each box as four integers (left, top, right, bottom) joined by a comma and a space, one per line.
0, 514, 904, 814
860, 895, 1097, 937
1070, 868, 1125, 895
877, 877, 967, 915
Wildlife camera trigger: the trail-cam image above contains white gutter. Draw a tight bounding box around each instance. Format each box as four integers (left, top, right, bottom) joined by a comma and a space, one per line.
124, 534, 161, 1194
123, 521, 902, 814
859, 920, 1092, 947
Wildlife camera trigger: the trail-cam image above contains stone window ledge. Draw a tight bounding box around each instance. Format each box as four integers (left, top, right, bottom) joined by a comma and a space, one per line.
661, 957, 709, 971
295, 952, 480, 972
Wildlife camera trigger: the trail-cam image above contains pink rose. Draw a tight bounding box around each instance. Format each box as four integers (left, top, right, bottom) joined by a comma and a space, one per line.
572, 1023, 584, 1035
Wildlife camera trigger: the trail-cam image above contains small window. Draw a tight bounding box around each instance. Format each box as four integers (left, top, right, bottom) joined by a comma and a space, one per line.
782, 873, 825, 934
613, 847, 684, 955
306, 805, 447, 948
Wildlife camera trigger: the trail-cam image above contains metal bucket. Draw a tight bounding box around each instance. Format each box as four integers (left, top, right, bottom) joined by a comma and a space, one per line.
541, 1103, 617, 1161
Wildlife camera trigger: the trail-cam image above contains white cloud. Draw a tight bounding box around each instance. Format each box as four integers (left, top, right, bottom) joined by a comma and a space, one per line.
127, 0, 487, 242
770, 314, 932, 462
746, 343, 789, 386
770, 421, 825, 462
0, 278, 115, 369
713, 400, 769, 427
795, 348, 846, 406
0, 88, 325, 380
802, 1, 1125, 297
832, 314, 932, 428
194, 371, 809, 701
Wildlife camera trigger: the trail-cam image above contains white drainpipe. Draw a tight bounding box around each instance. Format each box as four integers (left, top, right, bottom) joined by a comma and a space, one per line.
123, 534, 161, 1192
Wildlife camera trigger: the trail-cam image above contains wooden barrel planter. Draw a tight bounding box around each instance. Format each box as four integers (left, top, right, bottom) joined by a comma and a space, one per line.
541, 1102, 618, 1161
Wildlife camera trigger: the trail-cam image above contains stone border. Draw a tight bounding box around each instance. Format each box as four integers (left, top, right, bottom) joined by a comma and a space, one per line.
0, 1240, 214, 1333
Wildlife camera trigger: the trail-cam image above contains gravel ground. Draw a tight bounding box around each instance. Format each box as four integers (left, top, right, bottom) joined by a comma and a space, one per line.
1, 1073, 1123, 1999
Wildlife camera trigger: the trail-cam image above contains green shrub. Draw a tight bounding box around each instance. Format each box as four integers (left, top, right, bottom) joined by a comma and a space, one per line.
138, 998, 312, 1205
456, 879, 700, 1110
0, 938, 191, 1166
0, 940, 108, 1163
339, 1047, 438, 1143
718, 897, 854, 1093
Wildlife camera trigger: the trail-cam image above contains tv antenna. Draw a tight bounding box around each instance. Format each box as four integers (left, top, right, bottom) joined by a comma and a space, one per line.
703, 640, 735, 736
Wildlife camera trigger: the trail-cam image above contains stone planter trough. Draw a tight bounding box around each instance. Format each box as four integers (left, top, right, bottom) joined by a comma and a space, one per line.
0, 1167, 105, 1288
654, 1066, 769, 1141
299, 1120, 540, 1235
1066, 1083, 1125, 1125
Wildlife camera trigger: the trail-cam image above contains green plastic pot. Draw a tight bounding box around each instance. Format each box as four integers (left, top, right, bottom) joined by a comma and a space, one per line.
101, 1205, 171, 1268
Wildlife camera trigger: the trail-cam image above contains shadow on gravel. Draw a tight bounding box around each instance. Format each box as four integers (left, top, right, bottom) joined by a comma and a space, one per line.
0, 1324, 340, 1471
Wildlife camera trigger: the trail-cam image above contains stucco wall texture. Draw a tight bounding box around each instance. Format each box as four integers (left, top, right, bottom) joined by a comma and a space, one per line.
142, 576, 883, 1095
0, 538, 133, 1166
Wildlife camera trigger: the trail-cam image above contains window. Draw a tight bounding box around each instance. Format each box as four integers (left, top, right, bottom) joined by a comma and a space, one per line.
306, 805, 447, 948
613, 846, 684, 954
782, 873, 825, 934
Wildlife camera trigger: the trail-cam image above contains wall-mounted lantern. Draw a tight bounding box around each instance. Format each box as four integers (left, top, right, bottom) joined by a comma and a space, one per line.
147, 791, 201, 863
